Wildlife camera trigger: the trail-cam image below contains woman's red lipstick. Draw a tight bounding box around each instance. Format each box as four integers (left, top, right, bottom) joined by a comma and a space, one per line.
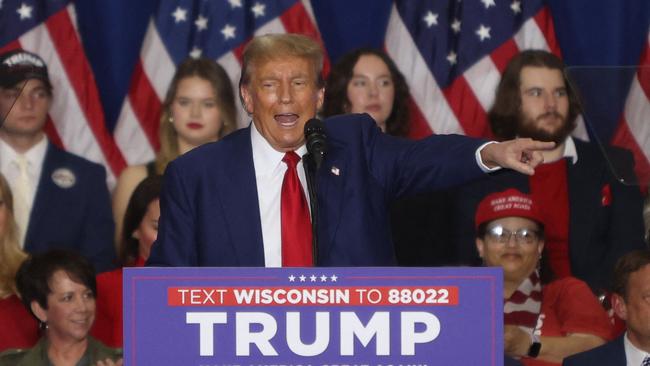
186, 122, 203, 130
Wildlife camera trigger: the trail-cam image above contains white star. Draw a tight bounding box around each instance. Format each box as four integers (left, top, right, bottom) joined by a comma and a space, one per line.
320, 275, 328, 282
228, 0, 242, 8
251, 2, 266, 18
450, 18, 461, 33
481, 0, 496, 9
447, 51, 457, 65
195, 15, 208, 31
330, 275, 338, 282
221, 24, 236, 40
16, 3, 33, 20
189, 47, 202, 59
299, 275, 306, 282
510, 0, 522, 14
476, 24, 491, 41
171, 6, 187, 23
423, 11, 438, 28
288, 275, 296, 282
310, 275, 317, 282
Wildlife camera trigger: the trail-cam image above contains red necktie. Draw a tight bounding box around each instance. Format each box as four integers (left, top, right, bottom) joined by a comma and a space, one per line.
281, 151, 313, 266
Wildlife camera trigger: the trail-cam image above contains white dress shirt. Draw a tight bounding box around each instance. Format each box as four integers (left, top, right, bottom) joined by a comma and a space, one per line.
251, 123, 308, 267
0, 136, 48, 208
563, 136, 579, 164
0, 136, 47, 246
624, 331, 650, 366
249, 121, 508, 267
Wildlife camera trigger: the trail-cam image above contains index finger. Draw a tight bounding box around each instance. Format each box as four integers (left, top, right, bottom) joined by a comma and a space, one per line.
519, 139, 555, 151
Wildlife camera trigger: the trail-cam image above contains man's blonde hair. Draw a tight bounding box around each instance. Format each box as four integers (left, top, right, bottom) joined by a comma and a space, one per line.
238, 33, 324, 106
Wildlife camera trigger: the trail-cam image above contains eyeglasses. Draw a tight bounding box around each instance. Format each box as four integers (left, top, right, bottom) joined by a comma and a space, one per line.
484, 226, 540, 245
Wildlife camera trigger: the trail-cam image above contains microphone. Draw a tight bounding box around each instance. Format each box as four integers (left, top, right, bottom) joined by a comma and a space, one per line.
304, 118, 327, 169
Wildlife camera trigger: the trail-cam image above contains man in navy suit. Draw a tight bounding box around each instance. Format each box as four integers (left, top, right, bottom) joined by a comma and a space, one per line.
147, 34, 553, 267
453, 50, 645, 292
564, 250, 650, 365
0, 50, 115, 272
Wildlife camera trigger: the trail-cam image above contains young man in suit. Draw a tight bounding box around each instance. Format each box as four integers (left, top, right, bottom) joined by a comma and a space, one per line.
147, 34, 553, 268
564, 250, 650, 365
0, 50, 115, 272
453, 50, 645, 292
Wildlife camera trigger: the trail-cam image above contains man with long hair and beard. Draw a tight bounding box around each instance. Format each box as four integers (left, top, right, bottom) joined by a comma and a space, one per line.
452, 50, 645, 295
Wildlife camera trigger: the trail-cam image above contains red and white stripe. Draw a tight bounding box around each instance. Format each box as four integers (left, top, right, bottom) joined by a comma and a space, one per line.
385, 5, 561, 140
113, 19, 174, 166
113, 0, 328, 169
612, 31, 650, 190
8, 4, 126, 189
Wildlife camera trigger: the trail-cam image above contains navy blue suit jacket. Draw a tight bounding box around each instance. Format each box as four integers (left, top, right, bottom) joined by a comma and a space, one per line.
563, 335, 626, 365
24, 143, 116, 272
452, 138, 645, 291
148, 114, 486, 266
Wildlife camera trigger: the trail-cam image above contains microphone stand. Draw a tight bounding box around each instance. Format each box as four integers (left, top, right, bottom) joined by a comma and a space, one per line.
303, 153, 319, 265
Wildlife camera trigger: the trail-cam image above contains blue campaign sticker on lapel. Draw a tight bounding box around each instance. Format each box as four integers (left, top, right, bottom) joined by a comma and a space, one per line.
51, 168, 76, 189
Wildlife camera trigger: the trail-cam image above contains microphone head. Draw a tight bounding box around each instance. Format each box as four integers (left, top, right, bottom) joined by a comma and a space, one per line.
304, 118, 325, 137
304, 118, 327, 168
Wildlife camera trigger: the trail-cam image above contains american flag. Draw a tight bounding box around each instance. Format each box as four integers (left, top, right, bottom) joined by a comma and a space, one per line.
0, 0, 125, 187
387, 0, 561, 139
386, 0, 650, 189
611, 34, 650, 188
0, 0, 648, 190
0, 0, 328, 189
113, 0, 328, 175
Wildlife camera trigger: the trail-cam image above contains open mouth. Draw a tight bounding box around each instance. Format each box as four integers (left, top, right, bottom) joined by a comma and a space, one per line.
274, 113, 299, 127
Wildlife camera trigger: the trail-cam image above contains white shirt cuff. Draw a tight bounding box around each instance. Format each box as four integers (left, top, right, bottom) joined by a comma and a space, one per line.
476, 141, 502, 173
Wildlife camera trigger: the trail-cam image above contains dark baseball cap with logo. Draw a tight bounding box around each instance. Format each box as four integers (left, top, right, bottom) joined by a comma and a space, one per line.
0, 49, 52, 90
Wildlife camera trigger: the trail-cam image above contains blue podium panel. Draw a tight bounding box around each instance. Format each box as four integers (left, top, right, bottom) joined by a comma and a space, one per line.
124, 267, 503, 365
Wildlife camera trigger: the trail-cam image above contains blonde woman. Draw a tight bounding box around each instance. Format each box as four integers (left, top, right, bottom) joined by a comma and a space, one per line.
0, 174, 38, 351
112, 58, 237, 244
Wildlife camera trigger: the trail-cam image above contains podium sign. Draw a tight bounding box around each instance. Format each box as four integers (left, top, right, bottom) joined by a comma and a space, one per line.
124, 267, 503, 365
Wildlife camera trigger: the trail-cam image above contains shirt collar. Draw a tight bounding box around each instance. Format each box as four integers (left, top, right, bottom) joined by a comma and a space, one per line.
563, 136, 578, 164
0, 135, 48, 169
624, 331, 650, 365
250, 121, 308, 177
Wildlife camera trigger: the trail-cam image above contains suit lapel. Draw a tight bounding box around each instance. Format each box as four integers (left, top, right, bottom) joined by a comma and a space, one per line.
217, 127, 265, 265
567, 141, 603, 268
315, 137, 347, 261
615, 336, 628, 364
24, 144, 57, 248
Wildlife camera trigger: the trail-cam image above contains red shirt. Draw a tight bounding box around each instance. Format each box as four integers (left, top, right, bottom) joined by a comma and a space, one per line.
0, 294, 39, 352
91, 257, 145, 348
530, 159, 572, 279
522, 277, 613, 366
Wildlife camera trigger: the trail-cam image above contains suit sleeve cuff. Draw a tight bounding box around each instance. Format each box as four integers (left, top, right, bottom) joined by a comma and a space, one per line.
476, 141, 502, 173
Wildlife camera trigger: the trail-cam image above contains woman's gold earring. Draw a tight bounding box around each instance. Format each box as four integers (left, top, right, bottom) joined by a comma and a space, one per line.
169, 116, 174, 124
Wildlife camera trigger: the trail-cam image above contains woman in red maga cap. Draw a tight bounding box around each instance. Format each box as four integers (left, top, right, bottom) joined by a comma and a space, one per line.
474, 188, 612, 366
91, 175, 162, 347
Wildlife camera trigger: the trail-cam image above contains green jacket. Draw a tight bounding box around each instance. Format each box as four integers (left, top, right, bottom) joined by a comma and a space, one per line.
0, 336, 122, 366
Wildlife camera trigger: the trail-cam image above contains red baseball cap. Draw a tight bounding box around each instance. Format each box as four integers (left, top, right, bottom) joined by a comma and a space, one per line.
474, 188, 543, 229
